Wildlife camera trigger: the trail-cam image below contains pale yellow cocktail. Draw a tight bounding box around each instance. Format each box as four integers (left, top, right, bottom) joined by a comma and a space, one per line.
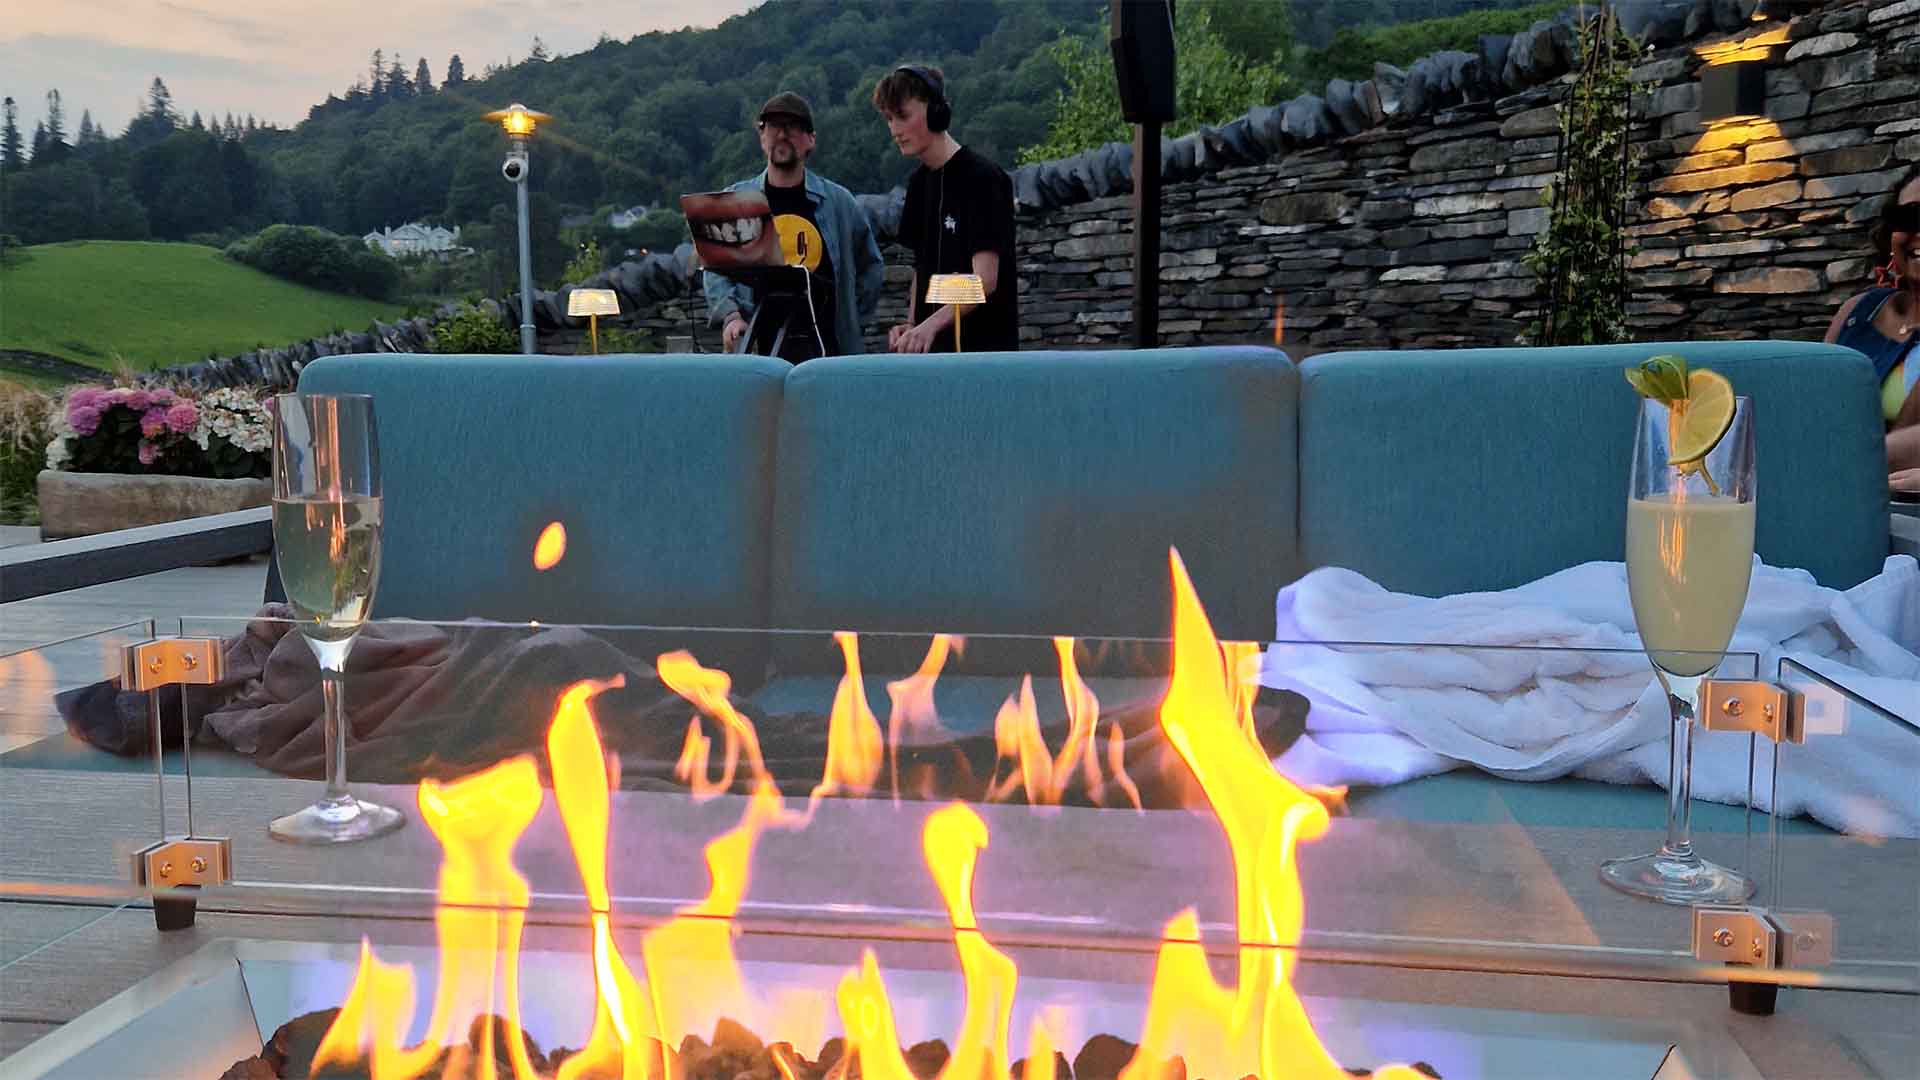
1625, 492, 1754, 676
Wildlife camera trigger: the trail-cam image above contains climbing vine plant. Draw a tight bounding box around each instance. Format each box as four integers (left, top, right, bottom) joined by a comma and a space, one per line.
1524, 4, 1643, 346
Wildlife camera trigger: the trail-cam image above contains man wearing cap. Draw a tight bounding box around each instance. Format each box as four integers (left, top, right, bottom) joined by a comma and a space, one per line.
702, 92, 884, 363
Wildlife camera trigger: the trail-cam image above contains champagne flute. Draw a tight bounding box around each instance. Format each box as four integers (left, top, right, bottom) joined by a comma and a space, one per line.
1601, 396, 1756, 904
267, 393, 405, 844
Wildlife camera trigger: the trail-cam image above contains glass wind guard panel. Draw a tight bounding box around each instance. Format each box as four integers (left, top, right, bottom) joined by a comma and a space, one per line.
129, 616, 1805, 990
1762, 658, 1918, 993
1, 621, 164, 897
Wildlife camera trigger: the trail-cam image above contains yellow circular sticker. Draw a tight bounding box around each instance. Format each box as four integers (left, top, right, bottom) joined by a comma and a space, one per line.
773, 215, 824, 271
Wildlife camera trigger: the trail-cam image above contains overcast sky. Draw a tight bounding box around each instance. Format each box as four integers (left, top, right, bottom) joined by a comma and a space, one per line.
1, 0, 759, 136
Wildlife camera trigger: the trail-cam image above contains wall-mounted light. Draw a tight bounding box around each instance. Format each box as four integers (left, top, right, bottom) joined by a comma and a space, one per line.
1700, 59, 1768, 121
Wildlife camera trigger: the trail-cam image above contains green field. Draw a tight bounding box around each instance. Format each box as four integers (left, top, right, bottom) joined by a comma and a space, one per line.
0, 241, 408, 374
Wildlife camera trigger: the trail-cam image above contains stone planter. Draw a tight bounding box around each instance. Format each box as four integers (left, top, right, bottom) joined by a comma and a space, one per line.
36, 470, 272, 540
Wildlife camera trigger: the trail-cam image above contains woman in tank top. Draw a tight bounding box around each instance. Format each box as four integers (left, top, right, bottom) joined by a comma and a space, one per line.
1826, 166, 1920, 493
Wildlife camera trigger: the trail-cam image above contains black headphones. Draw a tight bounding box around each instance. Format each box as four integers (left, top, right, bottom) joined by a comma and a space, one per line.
895, 64, 951, 133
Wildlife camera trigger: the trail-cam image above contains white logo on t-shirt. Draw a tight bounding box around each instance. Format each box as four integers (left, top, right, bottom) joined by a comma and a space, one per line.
943, 215, 957, 232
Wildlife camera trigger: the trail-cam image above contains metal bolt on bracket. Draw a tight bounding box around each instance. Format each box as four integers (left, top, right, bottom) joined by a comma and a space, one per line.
1712, 927, 1734, 947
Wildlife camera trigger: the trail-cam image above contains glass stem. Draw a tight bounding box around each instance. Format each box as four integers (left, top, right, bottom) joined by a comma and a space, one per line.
308, 635, 356, 803
1662, 670, 1702, 861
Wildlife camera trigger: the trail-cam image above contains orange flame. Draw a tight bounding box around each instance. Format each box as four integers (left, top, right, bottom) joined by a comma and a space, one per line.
547, 676, 662, 1080
835, 951, 916, 1080
1051, 637, 1104, 801
885, 634, 958, 802
1223, 641, 1263, 755
1119, 550, 1421, 1080
1024, 1020, 1059, 1080
1106, 722, 1143, 812
533, 521, 567, 570
310, 940, 425, 1078
924, 804, 1016, 1080
809, 632, 884, 806
315, 551, 1414, 1080
659, 650, 771, 799
988, 676, 1051, 804
1272, 301, 1285, 348
316, 756, 547, 1080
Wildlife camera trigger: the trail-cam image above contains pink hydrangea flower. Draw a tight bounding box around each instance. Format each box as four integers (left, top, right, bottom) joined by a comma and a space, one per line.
150, 388, 176, 405
68, 404, 102, 436
165, 402, 199, 434
68, 387, 104, 411
141, 409, 168, 438
125, 390, 152, 411
137, 441, 159, 466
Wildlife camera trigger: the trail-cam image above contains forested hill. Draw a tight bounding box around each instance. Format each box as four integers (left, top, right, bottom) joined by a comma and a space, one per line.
3, 0, 1554, 253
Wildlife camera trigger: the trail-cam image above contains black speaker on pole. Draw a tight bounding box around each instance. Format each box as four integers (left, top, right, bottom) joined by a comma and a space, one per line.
1111, 0, 1176, 124
1113, 0, 1175, 348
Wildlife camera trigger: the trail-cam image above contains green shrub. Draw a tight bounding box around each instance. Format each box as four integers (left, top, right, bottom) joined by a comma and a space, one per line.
228, 224, 400, 300
599, 326, 660, 353
562, 239, 604, 287
0, 385, 55, 523
429, 303, 518, 354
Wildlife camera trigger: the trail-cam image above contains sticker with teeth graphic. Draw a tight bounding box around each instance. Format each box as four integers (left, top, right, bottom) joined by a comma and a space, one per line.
681, 189, 780, 270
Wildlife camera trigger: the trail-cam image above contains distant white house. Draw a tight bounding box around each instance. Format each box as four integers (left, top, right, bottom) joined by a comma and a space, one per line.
610, 205, 653, 230
363, 223, 465, 258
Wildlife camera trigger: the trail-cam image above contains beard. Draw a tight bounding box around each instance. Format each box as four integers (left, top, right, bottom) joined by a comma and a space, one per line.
768, 143, 799, 168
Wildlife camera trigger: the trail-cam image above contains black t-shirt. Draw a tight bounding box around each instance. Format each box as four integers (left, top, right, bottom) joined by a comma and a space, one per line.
901, 146, 1019, 352
763, 179, 838, 361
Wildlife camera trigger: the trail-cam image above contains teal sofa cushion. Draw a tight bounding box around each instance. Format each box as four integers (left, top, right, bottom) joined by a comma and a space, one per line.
767, 347, 1300, 661
298, 353, 789, 628
1298, 341, 1889, 595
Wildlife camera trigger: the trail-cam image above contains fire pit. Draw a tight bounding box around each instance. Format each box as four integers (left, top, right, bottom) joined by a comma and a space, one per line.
3, 552, 1904, 1079
11, 938, 1741, 1080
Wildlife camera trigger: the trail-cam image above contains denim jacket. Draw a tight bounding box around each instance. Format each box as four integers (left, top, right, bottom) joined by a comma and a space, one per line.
701, 169, 885, 355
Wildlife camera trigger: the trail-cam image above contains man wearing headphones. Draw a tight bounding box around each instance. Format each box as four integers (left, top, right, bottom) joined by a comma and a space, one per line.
872, 64, 1020, 353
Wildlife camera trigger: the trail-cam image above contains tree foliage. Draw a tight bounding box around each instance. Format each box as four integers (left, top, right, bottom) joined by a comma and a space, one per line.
1018, 4, 1297, 165
225, 224, 400, 299
1296, 0, 1567, 85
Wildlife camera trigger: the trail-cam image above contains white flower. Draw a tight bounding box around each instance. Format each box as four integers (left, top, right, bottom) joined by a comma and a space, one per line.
45, 435, 70, 471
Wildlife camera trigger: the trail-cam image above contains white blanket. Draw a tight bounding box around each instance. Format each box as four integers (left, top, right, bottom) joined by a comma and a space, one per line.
1258, 556, 1920, 837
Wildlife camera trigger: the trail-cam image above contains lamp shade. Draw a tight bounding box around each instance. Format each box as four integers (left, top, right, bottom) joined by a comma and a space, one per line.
925, 273, 987, 305
483, 103, 552, 137
566, 288, 620, 318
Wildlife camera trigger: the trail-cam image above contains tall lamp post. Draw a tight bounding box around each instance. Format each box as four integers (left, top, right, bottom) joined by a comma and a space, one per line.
484, 103, 551, 355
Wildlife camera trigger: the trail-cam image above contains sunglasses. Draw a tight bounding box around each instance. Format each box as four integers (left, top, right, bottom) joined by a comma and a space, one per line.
758, 119, 811, 136
1886, 201, 1920, 233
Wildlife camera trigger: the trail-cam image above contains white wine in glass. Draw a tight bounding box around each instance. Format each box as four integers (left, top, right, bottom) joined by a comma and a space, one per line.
1602, 392, 1757, 905
268, 394, 405, 844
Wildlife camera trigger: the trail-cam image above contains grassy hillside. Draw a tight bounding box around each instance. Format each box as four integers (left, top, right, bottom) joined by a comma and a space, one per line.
0, 241, 407, 373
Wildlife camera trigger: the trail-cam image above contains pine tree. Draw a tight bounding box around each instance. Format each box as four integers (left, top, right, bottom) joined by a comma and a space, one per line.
44, 89, 67, 145
245, 114, 257, 134
190, 110, 205, 130
369, 48, 386, 101
528, 36, 550, 62
445, 54, 465, 85
145, 78, 178, 125
387, 56, 413, 100
30, 121, 47, 161
1, 98, 24, 172
76, 109, 97, 145
415, 56, 433, 94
